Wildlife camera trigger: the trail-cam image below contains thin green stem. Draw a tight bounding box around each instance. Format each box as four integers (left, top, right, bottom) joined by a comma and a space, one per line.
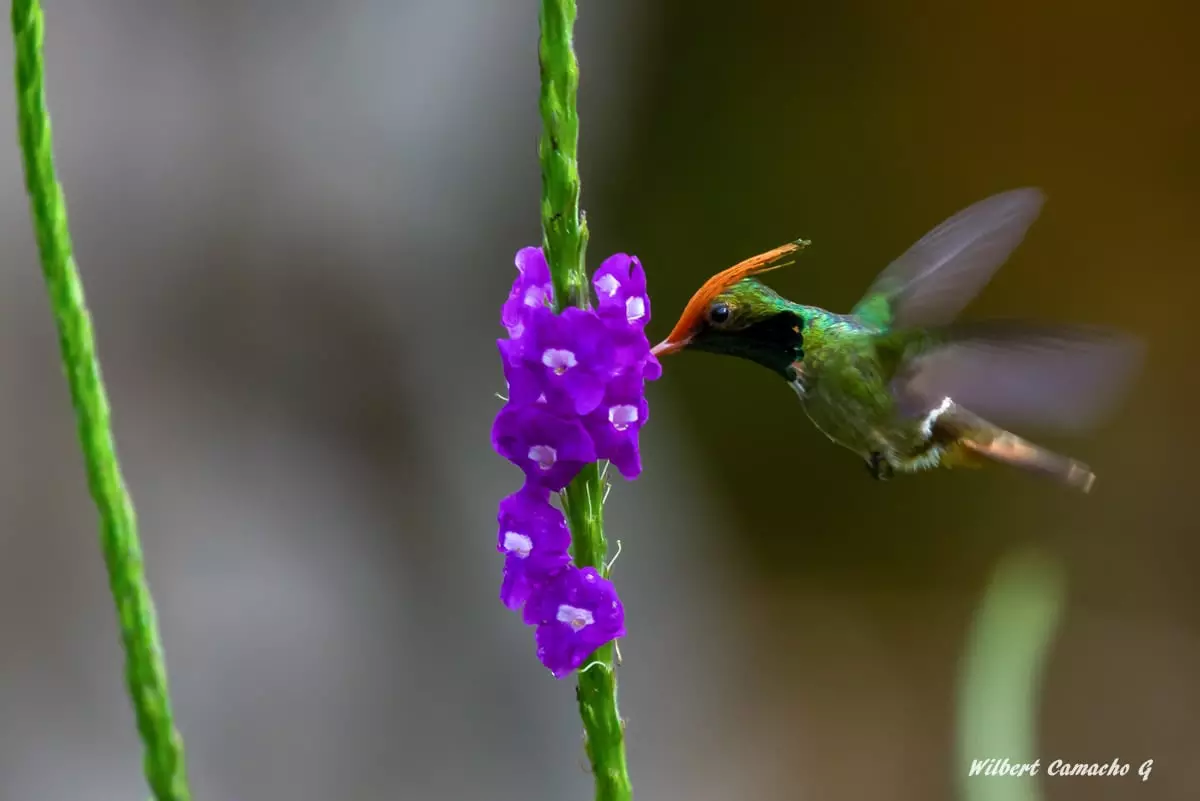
560, 463, 631, 801
956, 547, 1065, 801
538, 1, 632, 799
10, 4, 191, 800
539, 0, 590, 311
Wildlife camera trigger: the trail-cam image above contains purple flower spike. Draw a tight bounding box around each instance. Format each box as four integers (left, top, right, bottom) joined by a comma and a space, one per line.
524, 566, 626, 679
502, 247, 554, 339
496, 485, 572, 610
492, 404, 597, 491
584, 370, 650, 479
492, 245, 654, 678
593, 254, 650, 330
526, 307, 616, 416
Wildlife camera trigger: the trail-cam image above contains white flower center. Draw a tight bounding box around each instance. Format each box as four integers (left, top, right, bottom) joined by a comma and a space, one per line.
608, 404, 639, 432
528, 445, 557, 471
595, 273, 621, 297
507, 321, 525, 339
536, 393, 548, 404
625, 296, 646, 323
542, 348, 578, 375
557, 604, 595, 631
524, 285, 548, 308
502, 531, 533, 558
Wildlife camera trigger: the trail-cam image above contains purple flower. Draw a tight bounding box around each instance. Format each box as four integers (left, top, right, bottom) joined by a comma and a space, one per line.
584, 370, 650, 479
523, 566, 626, 679
593, 254, 650, 330
498, 341, 547, 408
521, 307, 616, 416
492, 404, 596, 491
499, 304, 620, 417
502, 247, 554, 339
592, 254, 661, 382
641, 351, 662, 381
604, 325, 661, 384
496, 485, 572, 610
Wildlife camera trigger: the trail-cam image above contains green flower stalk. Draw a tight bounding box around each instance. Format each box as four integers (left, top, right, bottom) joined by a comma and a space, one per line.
538, 0, 589, 311
956, 547, 1065, 801
10, 3, 192, 800
561, 460, 631, 801
538, 0, 632, 797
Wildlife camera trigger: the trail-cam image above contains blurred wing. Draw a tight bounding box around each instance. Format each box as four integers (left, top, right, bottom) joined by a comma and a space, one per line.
891, 324, 1144, 434
851, 188, 1045, 329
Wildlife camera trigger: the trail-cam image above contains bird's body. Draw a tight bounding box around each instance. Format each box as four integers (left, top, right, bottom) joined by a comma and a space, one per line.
692, 283, 973, 478
651, 189, 1141, 492
788, 307, 936, 470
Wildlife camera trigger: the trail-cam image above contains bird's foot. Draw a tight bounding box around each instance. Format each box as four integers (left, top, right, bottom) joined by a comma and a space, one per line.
867, 452, 894, 481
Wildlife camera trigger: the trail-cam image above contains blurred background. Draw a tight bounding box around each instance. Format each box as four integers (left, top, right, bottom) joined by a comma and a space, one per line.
0, 1, 1196, 799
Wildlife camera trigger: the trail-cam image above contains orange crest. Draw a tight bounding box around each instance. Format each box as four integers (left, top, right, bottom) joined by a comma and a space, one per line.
657, 240, 808, 351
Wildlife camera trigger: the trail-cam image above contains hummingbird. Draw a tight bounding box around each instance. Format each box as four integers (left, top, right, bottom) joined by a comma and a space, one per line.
650, 188, 1142, 492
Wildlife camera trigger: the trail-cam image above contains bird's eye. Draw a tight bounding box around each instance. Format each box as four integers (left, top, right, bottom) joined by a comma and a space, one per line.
708, 302, 731, 325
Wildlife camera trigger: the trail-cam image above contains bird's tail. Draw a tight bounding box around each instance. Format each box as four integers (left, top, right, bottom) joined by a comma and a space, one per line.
935, 402, 1096, 493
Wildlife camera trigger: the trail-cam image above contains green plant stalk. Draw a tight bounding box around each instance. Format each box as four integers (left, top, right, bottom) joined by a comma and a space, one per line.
539, 0, 589, 310
10, 4, 191, 800
955, 547, 1065, 801
560, 462, 630, 801
538, 1, 632, 799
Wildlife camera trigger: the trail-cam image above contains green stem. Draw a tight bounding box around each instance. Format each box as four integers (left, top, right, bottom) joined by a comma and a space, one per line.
538, 1, 632, 799
956, 548, 1065, 801
560, 462, 631, 801
539, 0, 590, 311
10, 4, 192, 800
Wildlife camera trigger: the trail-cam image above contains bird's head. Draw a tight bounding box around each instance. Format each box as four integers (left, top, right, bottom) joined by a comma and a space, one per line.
651, 240, 810, 378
